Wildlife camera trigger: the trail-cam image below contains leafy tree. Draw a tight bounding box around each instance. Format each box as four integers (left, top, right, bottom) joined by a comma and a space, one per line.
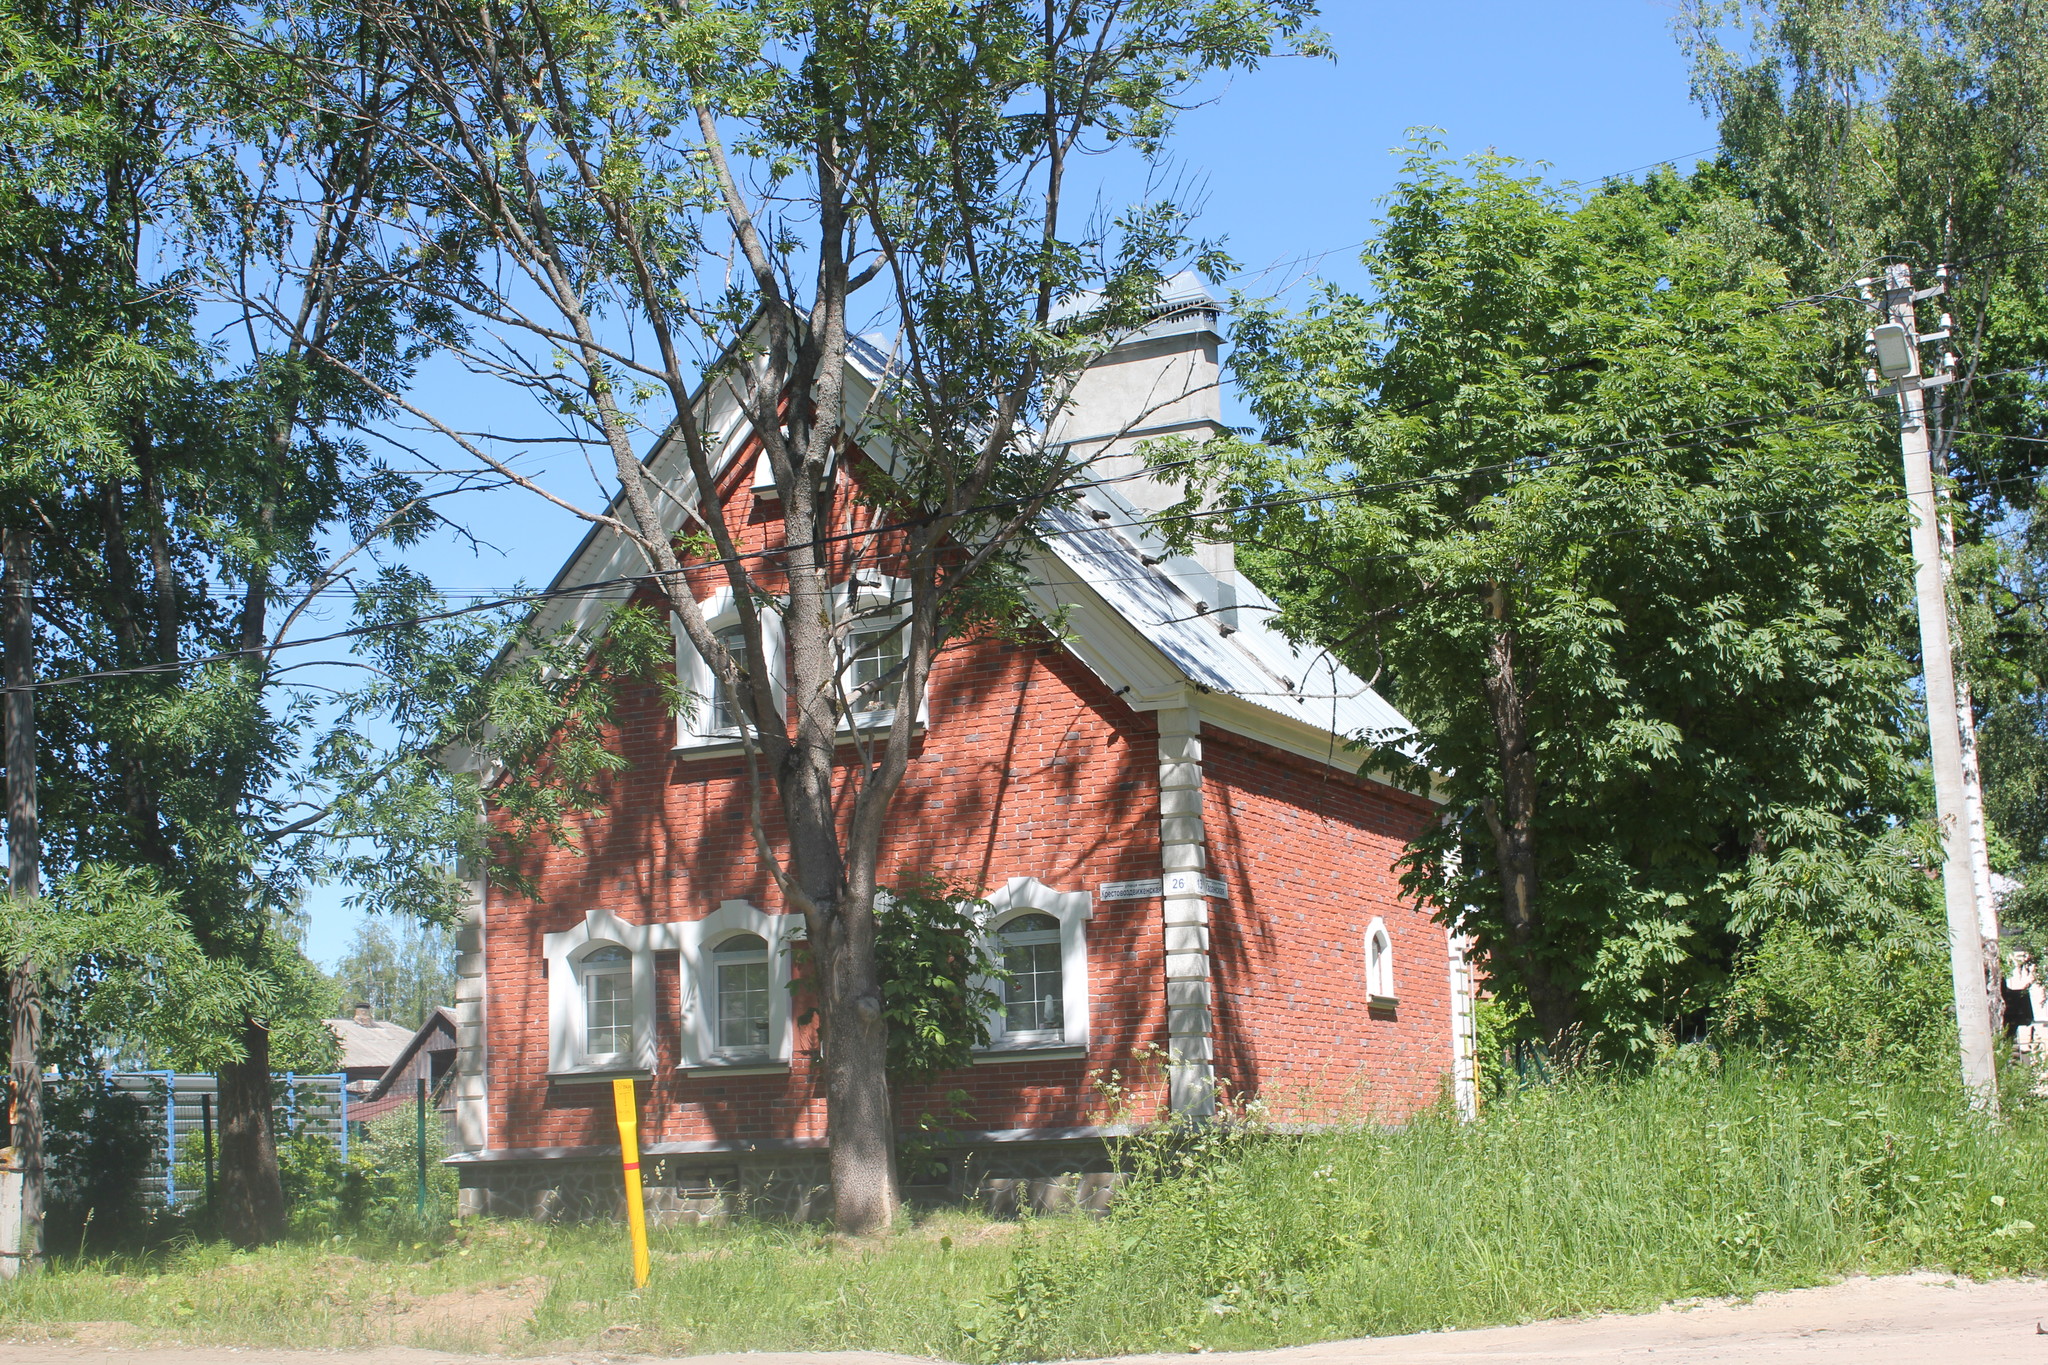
1179, 149, 1917, 1051
263, 0, 1321, 1232
333, 916, 457, 1031
0, 0, 663, 1244
1679, 0, 2048, 950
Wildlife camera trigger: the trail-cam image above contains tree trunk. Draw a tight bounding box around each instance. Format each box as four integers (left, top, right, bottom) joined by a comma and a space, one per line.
1478, 583, 1572, 1046
3, 527, 42, 1272
216, 1018, 285, 1246
800, 843, 896, 1233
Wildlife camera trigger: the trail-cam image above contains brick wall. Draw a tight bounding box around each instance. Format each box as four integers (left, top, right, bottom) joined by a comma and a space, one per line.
478, 458, 1450, 1157
1200, 728, 1446, 1124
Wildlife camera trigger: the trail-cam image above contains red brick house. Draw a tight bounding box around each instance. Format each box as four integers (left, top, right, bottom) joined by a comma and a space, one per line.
444, 282, 1479, 1219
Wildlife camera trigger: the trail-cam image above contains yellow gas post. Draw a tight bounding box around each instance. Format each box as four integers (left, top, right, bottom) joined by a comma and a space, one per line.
611, 1077, 650, 1288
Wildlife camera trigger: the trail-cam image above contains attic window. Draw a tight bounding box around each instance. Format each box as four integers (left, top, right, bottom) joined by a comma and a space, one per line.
1364, 918, 1397, 1009
751, 448, 778, 501
675, 590, 787, 753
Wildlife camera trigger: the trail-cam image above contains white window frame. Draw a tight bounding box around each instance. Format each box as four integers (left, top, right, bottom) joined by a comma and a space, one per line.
577, 943, 635, 1063
674, 899, 801, 1071
976, 877, 1091, 1054
674, 586, 787, 751
1364, 916, 1398, 1008
707, 930, 774, 1059
830, 575, 924, 733
542, 908, 660, 1077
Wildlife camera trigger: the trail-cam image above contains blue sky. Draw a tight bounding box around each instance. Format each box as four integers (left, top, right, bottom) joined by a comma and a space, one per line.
299, 0, 1720, 968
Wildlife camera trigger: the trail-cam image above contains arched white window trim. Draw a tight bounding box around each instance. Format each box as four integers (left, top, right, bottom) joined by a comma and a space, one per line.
1364, 916, 1398, 1008
829, 574, 925, 733
674, 900, 802, 1071
542, 907, 661, 1077
976, 877, 1091, 1054
674, 586, 787, 750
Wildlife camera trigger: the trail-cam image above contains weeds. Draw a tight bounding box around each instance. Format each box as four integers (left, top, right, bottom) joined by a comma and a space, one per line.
0, 1056, 2044, 1360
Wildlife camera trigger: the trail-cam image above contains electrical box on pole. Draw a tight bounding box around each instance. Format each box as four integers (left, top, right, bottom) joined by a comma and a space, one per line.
1868, 262, 2001, 1113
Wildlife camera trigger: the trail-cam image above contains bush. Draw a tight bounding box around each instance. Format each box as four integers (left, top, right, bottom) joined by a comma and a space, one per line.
42, 1074, 166, 1255
278, 1108, 457, 1239
1714, 916, 1956, 1076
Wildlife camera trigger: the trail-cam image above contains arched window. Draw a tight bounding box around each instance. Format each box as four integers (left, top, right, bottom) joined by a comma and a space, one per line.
580, 944, 633, 1059
712, 932, 771, 1055
1364, 918, 1397, 1007
998, 912, 1065, 1040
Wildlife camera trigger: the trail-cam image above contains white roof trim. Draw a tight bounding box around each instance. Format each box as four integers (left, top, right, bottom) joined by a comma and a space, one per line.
524, 349, 1426, 795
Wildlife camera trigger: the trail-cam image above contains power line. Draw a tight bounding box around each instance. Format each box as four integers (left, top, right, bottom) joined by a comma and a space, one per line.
14, 346, 2043, 700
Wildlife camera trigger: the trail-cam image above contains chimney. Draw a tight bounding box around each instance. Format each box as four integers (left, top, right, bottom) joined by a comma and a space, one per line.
352, 1002, 374, 1027
1049, 273, 1241, 602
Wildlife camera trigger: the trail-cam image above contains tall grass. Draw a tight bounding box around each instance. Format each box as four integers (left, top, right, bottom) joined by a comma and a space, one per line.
957, 1054, 2048, 1360
0, 1055, 2043, 1360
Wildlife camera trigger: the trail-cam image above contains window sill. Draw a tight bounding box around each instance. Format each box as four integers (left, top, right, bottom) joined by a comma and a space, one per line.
1368, 994, 1399, 1011
547, 1066, 654, 1084
676, 1059, 789, 1078
672, 722, 926, 760
972, 1045, 1088, 1065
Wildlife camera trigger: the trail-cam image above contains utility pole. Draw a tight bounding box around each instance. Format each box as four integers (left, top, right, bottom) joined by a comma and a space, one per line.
0, 526, 42, 1272
1868, 262, 2000, 1112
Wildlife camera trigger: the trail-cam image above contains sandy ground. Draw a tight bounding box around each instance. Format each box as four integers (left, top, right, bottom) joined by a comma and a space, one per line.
0, 1272, 2042, 1364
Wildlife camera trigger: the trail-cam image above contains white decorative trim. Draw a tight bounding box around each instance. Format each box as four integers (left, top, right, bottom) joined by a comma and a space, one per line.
673, 900, 802, 1069
1364, 916, 1397, 1008
828, 574, 927, 733
1448, 930, 1478, 1121
674, 588, 787, 750
451, 868, 490, 1159
541, 908, 663, 1077
977, 877, 1092, 1052
1156, 699, 1216, 1117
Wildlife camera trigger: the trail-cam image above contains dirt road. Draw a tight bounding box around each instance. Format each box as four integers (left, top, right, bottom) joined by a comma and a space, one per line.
0, 1272, 2041, 1364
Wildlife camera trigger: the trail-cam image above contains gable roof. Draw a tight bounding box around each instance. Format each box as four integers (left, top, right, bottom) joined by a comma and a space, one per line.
322, 1014, 416, 1072
366, 1006, 459, 1102
519, 323, 1420, 786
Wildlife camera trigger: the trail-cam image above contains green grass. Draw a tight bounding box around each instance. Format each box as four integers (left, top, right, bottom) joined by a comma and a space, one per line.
2, 1056, 2045, 1360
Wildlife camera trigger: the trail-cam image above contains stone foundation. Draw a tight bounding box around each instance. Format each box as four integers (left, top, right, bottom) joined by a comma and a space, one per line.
454, 1137, 1124, 1224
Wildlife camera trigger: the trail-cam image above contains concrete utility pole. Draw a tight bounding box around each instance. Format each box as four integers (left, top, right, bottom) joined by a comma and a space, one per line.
0, 526, 42, 1272
1869, 262, 2000, 1112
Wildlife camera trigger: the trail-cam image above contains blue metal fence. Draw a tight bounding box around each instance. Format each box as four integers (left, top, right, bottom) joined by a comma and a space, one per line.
49, 1071, 349, 1205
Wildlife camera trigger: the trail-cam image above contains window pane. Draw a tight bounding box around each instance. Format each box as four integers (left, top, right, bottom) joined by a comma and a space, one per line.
1003, 940, 1063, 1034
713, 933, 767, 956
584, 944, 629, 965
850, 626, 903, 710
1001, 913, 1059, 938
585, 970, 631, 1056
717, 959, 771, 1051
710, 626, 748, 730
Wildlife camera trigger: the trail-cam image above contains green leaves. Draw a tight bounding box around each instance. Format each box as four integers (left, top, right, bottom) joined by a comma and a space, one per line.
873, 875, 1005, 1085
1203, 151, 1916, 1051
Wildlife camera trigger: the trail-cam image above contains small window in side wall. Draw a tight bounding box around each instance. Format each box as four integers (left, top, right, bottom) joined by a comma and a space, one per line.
581, 944, 633, 1059
712, 933, 771, 1055
998, 913, 1064, 1040
1364, 919, 1397, 1007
